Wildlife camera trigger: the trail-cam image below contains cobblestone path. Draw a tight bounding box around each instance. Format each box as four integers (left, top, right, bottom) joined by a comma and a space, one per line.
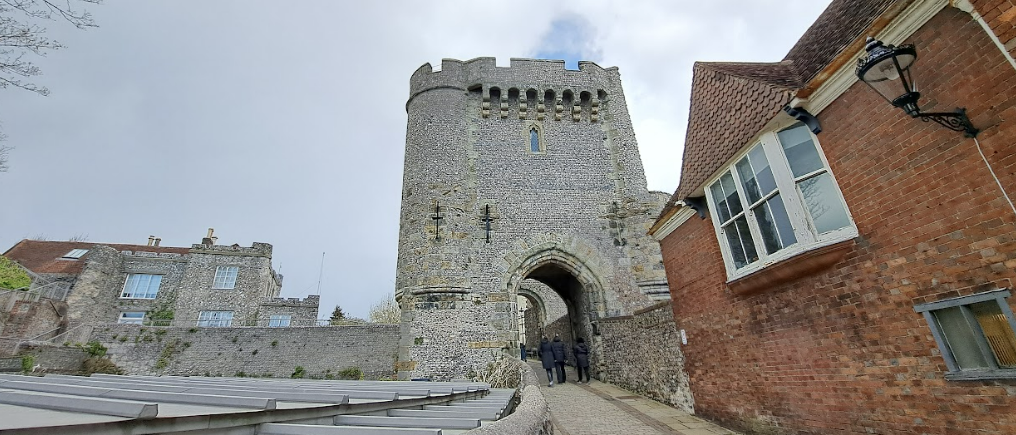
528, 362, 739, 435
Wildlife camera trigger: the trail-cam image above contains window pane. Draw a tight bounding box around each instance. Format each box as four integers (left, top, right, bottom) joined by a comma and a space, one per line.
723, 216, 758, 269
778, 124, 824, 178
722, 222, 747, 268
754, 195, 797, 255
934, 306, 990, 370
736, 145, 777, 204
735, 158, 759, 204
798, 173, 851, 233
122, 274, 161, 299
767, 194, 798, 248
146, 276, 162, 298
720, 173, 743, 216
119, 312, 144, 325
214, 266, 238, 289
710, 182, 731, 222
734, 216, 758, 265
269, 315, 291, 327
530, 129, 539, 152
198, 310, 233, 327
971, 301, 1016, 368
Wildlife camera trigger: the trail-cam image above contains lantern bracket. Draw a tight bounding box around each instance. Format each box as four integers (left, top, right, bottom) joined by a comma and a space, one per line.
914, 108, 978, 138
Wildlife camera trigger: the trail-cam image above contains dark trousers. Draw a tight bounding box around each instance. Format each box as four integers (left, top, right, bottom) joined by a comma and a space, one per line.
555, 362, 566, 383
545, 368, 554, 383
576, 365, 590, 382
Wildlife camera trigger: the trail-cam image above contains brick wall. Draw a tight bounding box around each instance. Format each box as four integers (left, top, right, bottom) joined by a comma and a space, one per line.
90, 324, 400, 380
0, 299, 67, 346
662, 7, 1016, 434
971, 0, 1016, 59
597, 301, 693, 413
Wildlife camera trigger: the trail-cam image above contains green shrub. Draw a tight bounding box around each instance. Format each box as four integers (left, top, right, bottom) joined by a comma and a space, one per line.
82, 341, 107, 357
146, 310, 174, 326
83, 357, 122, 375
0, 257, 31, 290
291, 366, 306, 379
337, 367, 363, 380
20, 355, 34, 373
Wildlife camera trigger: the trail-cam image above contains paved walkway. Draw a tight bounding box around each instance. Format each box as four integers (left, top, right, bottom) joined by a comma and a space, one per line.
528, 362, 739, 435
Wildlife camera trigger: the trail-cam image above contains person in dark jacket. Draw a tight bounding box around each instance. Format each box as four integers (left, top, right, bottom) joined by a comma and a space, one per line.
574, 337, 590, 383
520, 342, 527, 361
551, 335, 567, 384
538, 336, 556, 386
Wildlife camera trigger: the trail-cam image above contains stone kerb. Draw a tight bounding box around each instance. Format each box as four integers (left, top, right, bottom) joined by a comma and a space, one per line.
464, 359, 552, 435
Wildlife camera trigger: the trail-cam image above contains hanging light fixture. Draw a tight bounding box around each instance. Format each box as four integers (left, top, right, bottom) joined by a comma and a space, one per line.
855, 37, 978, 137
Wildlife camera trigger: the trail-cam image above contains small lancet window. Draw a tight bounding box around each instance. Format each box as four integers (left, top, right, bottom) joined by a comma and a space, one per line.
530, 128, 540, 152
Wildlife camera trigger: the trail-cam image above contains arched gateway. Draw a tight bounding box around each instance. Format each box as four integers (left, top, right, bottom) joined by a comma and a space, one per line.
395, 58, 671, 380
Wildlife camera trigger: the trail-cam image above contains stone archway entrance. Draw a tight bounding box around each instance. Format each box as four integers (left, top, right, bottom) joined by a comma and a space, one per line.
507, 246, 607, 372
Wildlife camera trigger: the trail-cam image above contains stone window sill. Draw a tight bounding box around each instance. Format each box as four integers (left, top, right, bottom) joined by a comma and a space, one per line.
727, 239, 855, 295
945, 369, 1016, 381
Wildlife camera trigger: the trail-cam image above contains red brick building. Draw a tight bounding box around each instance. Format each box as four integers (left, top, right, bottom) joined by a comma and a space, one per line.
651, 0, 1016, 433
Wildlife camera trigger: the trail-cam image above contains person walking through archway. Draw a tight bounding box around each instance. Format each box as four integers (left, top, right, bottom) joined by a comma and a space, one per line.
539, 336, 555, 386
551, 335, 567, 384
574, 337, 590, 383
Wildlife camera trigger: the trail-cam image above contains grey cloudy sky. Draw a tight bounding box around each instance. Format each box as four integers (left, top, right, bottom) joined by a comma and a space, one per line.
1, 0, 831, 319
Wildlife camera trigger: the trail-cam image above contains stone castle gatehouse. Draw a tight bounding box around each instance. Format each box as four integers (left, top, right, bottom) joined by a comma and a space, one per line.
395, 58, 673, 380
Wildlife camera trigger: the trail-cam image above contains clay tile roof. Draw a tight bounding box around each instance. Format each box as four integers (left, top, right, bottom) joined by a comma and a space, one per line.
783, 0, 902, 84
656, 0, 907, 225
672, 61, 799, 201
3, 240, 191, 275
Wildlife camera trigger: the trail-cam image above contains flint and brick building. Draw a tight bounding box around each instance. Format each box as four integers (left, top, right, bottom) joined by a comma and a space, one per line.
3, 233, 318, 329
651, 0, 1016, 433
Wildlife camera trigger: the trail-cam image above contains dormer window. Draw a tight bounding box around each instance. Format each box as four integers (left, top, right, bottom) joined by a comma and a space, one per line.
705, 122, 857, 280
62, 249, 88, 259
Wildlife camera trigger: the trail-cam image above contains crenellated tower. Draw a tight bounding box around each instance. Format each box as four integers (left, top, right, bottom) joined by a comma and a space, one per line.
396, 58, 670, 380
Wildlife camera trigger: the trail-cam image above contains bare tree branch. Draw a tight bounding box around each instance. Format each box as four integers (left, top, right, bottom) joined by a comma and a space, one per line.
0, 0, 100, 96
0, 144, 10, 172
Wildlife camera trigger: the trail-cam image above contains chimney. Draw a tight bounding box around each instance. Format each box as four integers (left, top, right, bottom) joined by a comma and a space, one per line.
154, 238, 161, 247
202, 227, 216, 245
147, 235, 155, 246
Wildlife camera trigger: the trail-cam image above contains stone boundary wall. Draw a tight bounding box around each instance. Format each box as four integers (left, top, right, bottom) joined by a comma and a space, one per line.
89, 324, 400, 379
465, 359, 552, 435
596, 301, 693, 413
15, 343, 89, 373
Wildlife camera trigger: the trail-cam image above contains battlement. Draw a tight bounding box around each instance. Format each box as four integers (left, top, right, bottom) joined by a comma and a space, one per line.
408, 57, 622, 114
261, 294, 320, 308
189, 242, 273, 258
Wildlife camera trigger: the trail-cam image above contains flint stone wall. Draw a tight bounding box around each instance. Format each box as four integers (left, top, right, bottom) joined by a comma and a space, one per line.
90, 324, 399, 379
16, 343, 88, 374
597, 301, 693, 413
396, 58, 671, 380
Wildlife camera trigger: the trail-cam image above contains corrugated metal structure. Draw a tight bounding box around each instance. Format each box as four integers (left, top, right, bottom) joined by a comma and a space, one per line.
0, 374, 515, 434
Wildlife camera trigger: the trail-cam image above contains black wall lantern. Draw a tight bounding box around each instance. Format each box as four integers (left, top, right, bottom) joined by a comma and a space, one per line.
855, 37, 978, 137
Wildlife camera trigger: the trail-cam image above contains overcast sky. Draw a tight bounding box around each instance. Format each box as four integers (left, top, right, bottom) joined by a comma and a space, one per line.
0, 1, 831, 319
